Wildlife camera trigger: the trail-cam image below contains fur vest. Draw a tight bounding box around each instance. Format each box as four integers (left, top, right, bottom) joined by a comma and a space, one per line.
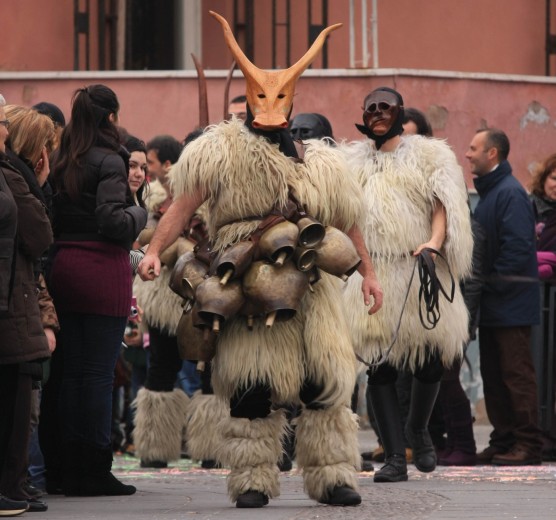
340, 135, 473, 370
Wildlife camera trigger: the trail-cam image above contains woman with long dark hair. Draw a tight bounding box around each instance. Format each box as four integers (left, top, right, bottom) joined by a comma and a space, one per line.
48, 84, 146, 496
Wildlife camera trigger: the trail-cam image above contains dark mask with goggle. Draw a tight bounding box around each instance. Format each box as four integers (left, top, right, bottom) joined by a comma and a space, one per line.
289, 113, 334, 141
355, 87, 405, 149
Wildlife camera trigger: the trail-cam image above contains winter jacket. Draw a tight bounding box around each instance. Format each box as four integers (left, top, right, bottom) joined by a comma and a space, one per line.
0, 163, 17, 315
473, 160, 540, 327
52, 146, 146, 249
49, 146, 147, 317
0, 158, 52, 364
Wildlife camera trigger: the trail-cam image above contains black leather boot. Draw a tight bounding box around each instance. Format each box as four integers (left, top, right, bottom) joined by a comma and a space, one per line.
318, 485, 362, 506
368, 383, 409, 483
405, 379, 441, 473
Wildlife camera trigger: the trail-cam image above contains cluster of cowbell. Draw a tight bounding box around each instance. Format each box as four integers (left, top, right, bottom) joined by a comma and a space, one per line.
142, 215, 361, 366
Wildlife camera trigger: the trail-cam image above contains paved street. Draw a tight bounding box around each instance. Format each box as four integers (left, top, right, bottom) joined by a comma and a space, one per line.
41, 425, 556, 520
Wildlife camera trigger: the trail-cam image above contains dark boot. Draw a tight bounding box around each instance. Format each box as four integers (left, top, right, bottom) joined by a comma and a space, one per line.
61, 442, 82, 496
236, 490, 269, 508
368, 384, 408, 483
318, 486, 361, 506
439, 401, 477, 466
405, 379, 440, 473
66, 446, 136, 496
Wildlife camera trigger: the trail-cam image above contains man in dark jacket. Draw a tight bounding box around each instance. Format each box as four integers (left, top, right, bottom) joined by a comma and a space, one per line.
467, 127, 543, 465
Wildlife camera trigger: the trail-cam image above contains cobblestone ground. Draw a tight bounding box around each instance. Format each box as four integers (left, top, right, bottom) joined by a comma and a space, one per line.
43, 426, 556, 520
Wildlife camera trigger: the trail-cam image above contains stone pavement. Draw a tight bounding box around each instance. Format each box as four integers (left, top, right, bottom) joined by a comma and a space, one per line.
40, 426, 556, 520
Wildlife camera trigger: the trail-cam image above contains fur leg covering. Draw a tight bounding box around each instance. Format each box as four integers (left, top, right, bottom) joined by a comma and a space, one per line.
186, 392, 229, 462
132, 388, 190, 462
217, 410, 287, 502
295, 406, 360, 502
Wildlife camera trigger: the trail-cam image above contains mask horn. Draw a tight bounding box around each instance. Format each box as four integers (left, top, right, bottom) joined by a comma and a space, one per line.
209, 11, 264, 85
191, 53, 208, 128
223, 60, 236, 120
284, 23, 342, 81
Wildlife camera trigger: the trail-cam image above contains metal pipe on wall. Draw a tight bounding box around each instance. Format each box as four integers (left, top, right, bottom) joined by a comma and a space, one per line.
372, 0, 378, 68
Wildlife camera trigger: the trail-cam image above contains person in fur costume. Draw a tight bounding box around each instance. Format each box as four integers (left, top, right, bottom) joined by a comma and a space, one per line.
341, 87, 473, 483
138, 11, 382, 509
131, 177, 190, 468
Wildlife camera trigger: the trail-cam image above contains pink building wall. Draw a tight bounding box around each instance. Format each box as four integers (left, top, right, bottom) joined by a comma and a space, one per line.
1, 0, 555, 75
2, 70, 555, 190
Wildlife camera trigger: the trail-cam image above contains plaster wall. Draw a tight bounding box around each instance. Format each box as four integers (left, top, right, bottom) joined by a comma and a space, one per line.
2, 69, 555, 189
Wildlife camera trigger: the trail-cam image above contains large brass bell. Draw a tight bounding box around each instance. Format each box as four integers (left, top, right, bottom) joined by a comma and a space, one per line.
176, 309, 216, 362
258, 220, 300, 266
210, 240, 255, 285
243, 260, 310, 327
297, 216, 326, 248
195, 276, 245, 333
177, 252, 209, 301
315, 226, 361, 281
239, 299, 263, 330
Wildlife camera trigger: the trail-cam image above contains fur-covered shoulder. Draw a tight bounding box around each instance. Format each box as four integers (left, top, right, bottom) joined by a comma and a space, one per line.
144, 179, 168, 213
291, 140, 362, 231
170, 118, 290, 202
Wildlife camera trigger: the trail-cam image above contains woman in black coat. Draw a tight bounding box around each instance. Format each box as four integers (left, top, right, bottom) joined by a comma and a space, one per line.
48, 85, 147, 497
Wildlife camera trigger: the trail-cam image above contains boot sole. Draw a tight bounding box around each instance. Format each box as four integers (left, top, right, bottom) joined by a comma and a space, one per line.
373, 473, 408, 483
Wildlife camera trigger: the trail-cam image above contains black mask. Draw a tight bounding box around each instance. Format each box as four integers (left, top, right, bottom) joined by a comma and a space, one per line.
355, 87, 405, 150
289, 113, 334, 141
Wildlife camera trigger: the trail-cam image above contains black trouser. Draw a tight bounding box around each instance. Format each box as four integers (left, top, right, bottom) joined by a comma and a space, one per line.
367, 351, 444, 386
230, 379, 327, 420
144, 327, 182, 392
0, 364, 33, 500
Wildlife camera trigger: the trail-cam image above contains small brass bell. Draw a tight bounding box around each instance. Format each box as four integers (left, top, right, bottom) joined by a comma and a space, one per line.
297, 216, 326, 248
293, 247, 317, 272
210, 240, 255, 285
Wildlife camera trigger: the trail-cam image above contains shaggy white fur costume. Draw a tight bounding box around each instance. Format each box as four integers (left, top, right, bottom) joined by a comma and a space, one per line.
132, 388, 190, 462
186, 392, 228, 463
133, 180, 183, 335
341, 135, 473, 370
171, 119, 362, 501
132, 180, 189, 463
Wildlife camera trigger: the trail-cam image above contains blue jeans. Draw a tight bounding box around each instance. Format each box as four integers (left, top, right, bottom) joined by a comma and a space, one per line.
58, 313, 127, 449
177, 360, 201, 398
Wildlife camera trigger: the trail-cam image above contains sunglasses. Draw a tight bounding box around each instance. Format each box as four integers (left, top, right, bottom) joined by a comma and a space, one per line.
0, 119, 10, 129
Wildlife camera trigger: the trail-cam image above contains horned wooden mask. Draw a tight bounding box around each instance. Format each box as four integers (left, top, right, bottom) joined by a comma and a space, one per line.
209, 11, 341, 130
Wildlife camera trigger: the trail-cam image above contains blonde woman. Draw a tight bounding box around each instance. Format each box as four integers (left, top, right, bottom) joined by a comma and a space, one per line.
4, 105, 55, 208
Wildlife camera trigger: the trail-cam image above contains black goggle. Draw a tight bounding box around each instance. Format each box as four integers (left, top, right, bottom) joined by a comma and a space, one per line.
363, 102, 396, 114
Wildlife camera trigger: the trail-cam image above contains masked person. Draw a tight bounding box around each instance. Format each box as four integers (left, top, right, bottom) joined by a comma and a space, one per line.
289, 113, 334, 142
340, 87, 472, 483
138, 11, 382, 509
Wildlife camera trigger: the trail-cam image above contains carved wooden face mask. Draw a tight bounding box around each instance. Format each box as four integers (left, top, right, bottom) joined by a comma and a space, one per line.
210, 11, 341, 131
